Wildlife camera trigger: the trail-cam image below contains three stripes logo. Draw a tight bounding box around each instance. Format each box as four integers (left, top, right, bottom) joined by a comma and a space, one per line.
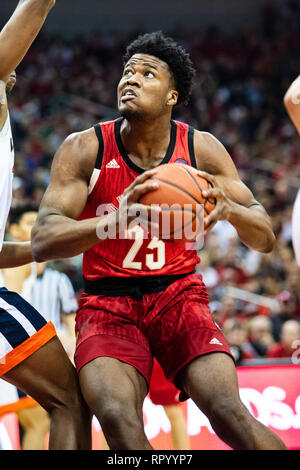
209, 337, 223, 346
106, 159, 120, 169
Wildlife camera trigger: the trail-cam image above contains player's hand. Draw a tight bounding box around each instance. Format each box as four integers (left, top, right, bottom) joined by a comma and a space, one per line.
196, 170, 233, 234
117, 169, 161, 236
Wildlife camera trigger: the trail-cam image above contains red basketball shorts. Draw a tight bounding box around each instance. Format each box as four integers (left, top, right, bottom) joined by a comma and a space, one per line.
74, 274, 234, 388
149, 359, 180, 406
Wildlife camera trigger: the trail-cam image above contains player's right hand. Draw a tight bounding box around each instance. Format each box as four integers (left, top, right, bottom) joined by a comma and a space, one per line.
117, 169, 161, 237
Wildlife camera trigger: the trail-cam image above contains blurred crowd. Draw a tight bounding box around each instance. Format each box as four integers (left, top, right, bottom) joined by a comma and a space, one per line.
6, 0, 300, 364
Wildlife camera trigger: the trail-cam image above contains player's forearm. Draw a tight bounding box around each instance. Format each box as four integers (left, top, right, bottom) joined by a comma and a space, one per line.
284, 75, 300, 134
0, 241, 33, 268
31, 212, 118, 262
0, 0, 56, 80
227, 203, 275, 253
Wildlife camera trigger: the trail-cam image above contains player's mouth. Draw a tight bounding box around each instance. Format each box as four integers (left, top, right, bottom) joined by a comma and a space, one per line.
120, 87, 137, 102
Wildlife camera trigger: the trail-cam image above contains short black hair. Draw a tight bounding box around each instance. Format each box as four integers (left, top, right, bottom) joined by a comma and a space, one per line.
9, 201, 39, 225
123, 31, 196, 105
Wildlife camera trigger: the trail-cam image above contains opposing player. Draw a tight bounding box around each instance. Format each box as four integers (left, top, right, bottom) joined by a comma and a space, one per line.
0, 1, 91, 449
284, 75, 300, 266
32, 32, 286, 450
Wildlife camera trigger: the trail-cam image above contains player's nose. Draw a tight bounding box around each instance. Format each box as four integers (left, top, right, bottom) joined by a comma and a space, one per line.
126, 73, 141, 87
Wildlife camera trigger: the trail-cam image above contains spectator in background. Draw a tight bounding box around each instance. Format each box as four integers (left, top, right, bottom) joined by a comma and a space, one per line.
213, 294, 241, 328
247, 316, 276, 357
267, 320, 300, 359
196, 250, 219, 293
223, 319, 256, 364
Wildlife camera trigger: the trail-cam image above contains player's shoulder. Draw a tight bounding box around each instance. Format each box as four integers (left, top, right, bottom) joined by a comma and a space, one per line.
193, 129, 236, 175
193, 129, 228, 160
193, 128, 223, 147
63, 126, 98, 153
53, 126, 99, 181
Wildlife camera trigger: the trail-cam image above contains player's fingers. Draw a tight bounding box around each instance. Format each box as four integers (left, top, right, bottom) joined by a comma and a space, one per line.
127, 203, 161, 236
129, 202, 161, 216
202, 187, 222, 199
124, 169, 158, 195
203, 206, 222, 228
129, 181, 159, 202
196, 170, 216, 185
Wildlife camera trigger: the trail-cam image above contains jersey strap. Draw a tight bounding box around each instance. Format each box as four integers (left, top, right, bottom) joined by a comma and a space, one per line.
187, 126, 197, 168
93, 123, 104, 170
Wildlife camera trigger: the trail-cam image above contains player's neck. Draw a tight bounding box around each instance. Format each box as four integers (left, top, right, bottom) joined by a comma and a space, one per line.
120, 115, 173, 168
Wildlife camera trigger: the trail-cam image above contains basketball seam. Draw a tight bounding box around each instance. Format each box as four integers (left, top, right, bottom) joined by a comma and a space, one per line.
179, 165, 216, 208
153, 177, 204, 206
159, 206, 203, 237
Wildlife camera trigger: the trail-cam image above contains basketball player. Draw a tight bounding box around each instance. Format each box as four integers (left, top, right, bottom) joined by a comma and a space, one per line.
102, 358, 189, 450
32, 32, 286, 450
284, 75, 300, 266
0, 1, 91, 449
0, 201, 80, 450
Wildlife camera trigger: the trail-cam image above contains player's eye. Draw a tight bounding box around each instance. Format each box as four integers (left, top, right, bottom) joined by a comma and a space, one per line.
123, 69, 133, 76
145, 71, 155, 78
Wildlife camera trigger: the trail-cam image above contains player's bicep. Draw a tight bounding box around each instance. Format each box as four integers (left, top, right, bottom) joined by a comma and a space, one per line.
38, 132, 94, 222
39, 176, 89, 222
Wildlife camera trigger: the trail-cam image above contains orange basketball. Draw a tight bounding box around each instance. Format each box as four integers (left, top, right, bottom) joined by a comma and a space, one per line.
139, 163, 216, 242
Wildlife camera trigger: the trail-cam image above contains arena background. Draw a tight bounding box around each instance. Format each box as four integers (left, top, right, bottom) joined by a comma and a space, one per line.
0, 0, 300, 450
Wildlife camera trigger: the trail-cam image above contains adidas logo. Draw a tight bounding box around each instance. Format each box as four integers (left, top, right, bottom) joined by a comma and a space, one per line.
209, 337, 223, 346
106, 159, 120, 168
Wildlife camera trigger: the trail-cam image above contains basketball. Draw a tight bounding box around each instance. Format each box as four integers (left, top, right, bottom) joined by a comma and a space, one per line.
139, 163, 216, 241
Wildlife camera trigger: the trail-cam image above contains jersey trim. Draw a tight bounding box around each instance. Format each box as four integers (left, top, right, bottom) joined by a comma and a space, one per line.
93, 124, 104, 170
0, 396, 38, 417
114, 117, 177, 174
83, 271, 194, 298
188, 126, 197, 168
0, 322, 56, 377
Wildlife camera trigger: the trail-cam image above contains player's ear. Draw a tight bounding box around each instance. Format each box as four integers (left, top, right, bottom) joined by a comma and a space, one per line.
167, 89, 178, 106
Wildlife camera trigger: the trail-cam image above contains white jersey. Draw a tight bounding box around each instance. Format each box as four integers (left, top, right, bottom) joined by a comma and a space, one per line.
0, 111, 14, 252
292, 189, 300, 266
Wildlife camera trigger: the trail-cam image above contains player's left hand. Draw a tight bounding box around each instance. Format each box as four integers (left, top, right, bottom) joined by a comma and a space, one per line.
196, 170, 235, 234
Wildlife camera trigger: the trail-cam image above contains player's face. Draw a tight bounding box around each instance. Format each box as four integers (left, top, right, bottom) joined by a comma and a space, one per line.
117, 54, 178, 120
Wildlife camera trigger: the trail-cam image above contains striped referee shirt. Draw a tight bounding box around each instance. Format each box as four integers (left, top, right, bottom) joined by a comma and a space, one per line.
25, 267, 78, 331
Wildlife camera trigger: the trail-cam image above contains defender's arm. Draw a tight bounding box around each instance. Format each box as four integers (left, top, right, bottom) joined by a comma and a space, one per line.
0, 242, 32, 268
284, 75, 300, 134
0, 0, 56, 80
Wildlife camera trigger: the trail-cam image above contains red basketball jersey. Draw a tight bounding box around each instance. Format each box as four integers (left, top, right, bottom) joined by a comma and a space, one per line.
79, 118, 200, 280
